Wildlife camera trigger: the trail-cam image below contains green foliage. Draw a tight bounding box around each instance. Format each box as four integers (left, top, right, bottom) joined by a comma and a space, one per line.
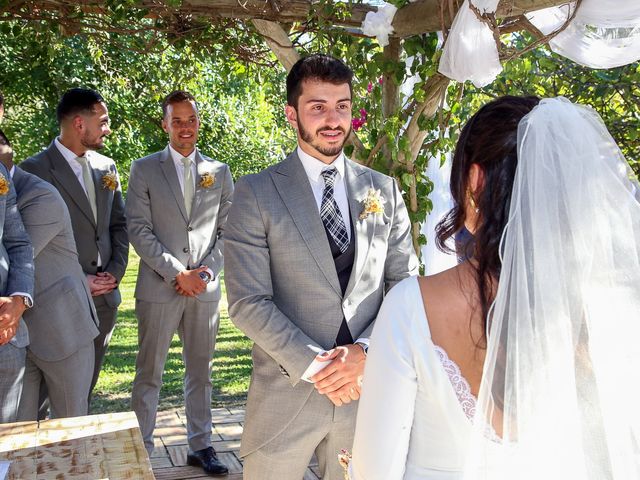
0, 20, 290, 189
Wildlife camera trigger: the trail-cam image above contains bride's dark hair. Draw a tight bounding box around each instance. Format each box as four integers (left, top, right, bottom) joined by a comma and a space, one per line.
436, 95, 540, 343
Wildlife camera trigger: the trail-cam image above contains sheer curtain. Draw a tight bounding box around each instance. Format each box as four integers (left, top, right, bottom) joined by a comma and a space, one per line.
439, 0, 640, 86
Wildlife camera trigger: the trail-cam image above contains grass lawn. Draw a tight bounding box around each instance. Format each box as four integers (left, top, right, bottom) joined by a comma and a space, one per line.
91, 249, 253, 413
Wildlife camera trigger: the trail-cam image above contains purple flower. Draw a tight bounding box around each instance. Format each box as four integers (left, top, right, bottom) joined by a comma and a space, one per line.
367, 82, 373, 93
352, 117, 366, 131
359, 108, 367, 118
378, 77, 384, 84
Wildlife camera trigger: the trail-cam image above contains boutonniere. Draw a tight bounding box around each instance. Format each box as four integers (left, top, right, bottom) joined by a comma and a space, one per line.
199, 172, 215, 189
0, 173, 10, 196
338, 449, 352, 480
101, 172, 118, 191
359, 188, 384, 220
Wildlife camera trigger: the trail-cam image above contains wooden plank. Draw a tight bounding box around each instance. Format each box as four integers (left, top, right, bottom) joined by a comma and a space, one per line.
213, 423, 243, 441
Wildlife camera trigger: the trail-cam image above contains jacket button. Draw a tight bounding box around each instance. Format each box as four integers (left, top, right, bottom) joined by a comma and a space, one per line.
91, 261, 97, 266
183, 247, 189, 253
187, 226, 193, 232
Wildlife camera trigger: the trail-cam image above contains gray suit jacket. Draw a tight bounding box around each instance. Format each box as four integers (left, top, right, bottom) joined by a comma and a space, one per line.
20, 141, 128, 308
0, 163, 34, 348
225, 151, 418, 455
125, 146, 233, 302
13, 167, 99, 362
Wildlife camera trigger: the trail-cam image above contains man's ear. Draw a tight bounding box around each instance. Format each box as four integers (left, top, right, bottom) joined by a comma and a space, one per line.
284, 105, 298, 131
72, 115, 84, 133
161, 117, 169, 134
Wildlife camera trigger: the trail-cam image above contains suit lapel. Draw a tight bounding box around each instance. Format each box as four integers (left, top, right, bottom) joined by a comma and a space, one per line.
91, 162, 112, 232
190, 151, 214, 220
159, 146, 189, 223
344, 160, 376, 299
47, 143, 96, 227
272, 153, 342, 297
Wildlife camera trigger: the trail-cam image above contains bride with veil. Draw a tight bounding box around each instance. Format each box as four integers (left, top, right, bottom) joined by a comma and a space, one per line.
348, 95, 640, 479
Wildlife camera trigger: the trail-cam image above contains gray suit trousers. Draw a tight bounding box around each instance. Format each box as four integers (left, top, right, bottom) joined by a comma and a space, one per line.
0, 343, 26, 423
18, 343, 94, 420
242, 390, 358, 480
131, 297, 220, 454
89, 294, 117, 406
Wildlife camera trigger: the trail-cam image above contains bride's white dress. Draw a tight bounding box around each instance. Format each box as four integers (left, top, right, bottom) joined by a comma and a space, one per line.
349, 276, 477, 480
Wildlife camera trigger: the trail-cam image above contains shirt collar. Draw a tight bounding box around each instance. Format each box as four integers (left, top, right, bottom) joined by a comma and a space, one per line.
169, 144, 197, 165
9, 165, 15, 178
54, 137, 90, 163
297, 146, 345, 184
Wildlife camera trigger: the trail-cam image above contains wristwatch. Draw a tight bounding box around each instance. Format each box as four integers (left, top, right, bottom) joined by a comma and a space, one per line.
355, 342, 368, 356
198, 271, 212, 284
13, 294, 33, 309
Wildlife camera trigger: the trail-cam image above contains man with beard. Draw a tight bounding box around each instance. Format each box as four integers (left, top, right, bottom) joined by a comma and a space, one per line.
224, 54, 418, 479
21, 88, 128, 409
126, 91, 232, 474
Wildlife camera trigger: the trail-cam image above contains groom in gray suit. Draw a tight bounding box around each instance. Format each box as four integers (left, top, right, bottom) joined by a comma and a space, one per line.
0, 129, 34, 423
225, 54, 418, 479
0, 129, 99, 420
21, 88, 128, 407
126, 91, 233, 475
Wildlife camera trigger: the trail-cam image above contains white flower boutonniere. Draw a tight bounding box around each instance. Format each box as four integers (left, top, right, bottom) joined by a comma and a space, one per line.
359, 188, 384, 220
0, 173, 9, 196
101, 172, 118, 191
199, 172, 215, 189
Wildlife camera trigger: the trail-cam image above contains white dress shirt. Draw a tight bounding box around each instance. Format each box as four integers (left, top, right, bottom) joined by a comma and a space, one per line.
54, 137, 102, 267
168, 144, 197, 195
298, 146, 351, 242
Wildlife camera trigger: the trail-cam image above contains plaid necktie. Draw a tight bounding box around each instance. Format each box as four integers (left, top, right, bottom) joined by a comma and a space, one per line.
320, 168, 349, 253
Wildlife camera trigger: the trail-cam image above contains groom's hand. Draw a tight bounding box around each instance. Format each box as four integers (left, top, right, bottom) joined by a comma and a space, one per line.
311, 344, 366, 406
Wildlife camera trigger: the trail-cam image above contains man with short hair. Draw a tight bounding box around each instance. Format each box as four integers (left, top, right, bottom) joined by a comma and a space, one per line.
21, 88, 128, 407
0, 129, 99, 420
225, 54, 418, 479
0, 125, 35, 424
126, 90, 233, 474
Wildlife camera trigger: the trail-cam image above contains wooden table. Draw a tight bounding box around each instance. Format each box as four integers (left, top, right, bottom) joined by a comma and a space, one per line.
0, 411, 155, 479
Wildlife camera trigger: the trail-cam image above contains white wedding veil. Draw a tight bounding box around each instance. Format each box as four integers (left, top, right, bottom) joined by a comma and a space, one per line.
464, 97, 640, 479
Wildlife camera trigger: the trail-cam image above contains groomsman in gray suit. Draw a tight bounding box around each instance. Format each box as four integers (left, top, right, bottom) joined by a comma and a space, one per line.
0, 129, 99, 420
126, 91, 233, 474
0, 128, 34, 423
21, 88, 128, 406
225, 54, 418, 479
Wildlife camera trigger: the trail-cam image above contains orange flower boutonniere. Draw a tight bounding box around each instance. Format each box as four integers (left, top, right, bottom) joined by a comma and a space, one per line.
199, 172, 215, 189
0, 173, 10, 196
359, 188, 384, 220
101, 172, 118, 191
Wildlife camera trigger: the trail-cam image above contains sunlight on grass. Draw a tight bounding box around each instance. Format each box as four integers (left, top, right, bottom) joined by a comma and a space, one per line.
91, 249, 253, 413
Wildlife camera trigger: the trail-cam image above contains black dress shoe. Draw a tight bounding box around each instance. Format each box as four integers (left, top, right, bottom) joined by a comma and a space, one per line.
187, 447, 229, 476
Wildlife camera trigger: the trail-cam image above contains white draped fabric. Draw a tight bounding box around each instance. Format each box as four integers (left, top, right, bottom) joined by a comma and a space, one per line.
437, 0, 501, 87
438, 0, 640, 87
528, 2, 640, 69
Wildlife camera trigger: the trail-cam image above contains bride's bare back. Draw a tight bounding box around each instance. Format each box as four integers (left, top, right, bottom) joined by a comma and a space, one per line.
418, 261, 486, 398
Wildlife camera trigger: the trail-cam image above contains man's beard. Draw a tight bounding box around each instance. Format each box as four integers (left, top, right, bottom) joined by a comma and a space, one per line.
81, 133, 105, 150
298, 118, 350, 158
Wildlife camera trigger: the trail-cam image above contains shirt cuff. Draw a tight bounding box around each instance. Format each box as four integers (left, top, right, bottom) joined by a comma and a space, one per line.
300, 352, 330, 383
354, 337, 370, 348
